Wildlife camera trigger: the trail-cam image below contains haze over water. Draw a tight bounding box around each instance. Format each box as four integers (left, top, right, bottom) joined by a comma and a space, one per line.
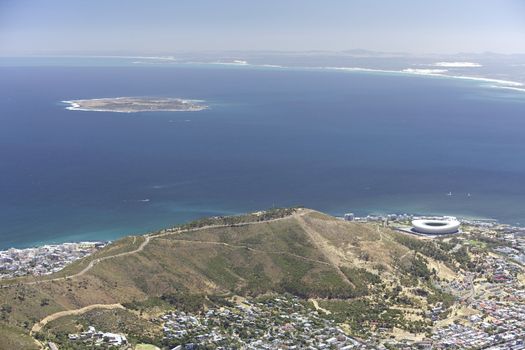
2, 63, 525, 249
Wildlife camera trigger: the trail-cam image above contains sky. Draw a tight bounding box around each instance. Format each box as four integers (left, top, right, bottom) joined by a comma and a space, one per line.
1, 0, 525, 55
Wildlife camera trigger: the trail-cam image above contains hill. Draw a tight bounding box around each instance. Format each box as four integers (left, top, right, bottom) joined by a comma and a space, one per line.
0, 208, 472, 348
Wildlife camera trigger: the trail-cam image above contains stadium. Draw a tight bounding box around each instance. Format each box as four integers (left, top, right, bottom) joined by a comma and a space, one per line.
411, 219, 461, 235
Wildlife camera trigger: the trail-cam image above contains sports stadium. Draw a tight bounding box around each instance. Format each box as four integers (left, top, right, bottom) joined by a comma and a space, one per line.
411, 218, 461, 235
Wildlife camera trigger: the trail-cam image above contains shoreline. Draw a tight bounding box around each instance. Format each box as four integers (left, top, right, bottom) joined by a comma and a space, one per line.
178, 61, 525, 93
0, 241, 109, 280
2, 56, 524, 93
1, 209, 521, 252
313, 66, 525, 92
1, 209, 523, 281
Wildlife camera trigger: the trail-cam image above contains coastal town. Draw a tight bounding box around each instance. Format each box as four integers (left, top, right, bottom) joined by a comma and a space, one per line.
0, 241, 107, 280
64, 279, 524, 350
148, 213, 525, 350
2, 211, 524, 349
349, 213, 525, 349
159, 296, 364, 349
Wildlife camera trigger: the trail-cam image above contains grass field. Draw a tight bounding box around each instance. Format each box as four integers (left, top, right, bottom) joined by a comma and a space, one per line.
0, 324, 39, 350
135, 344, 161, 350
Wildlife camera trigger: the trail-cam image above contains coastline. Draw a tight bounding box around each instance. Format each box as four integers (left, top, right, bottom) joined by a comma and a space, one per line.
0, 240, 108, 280
177, 61, 525, 94
2, 56, 524, 93
1, 209, 520, 251
1, 209, 522, 281
312, 66, 525, 93
210, 63, 525, 92
123, 56, 525, 93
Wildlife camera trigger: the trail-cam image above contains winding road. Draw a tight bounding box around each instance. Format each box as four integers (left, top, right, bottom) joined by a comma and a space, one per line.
14, 209, 351, 342
25, 235, 151, 286
0, 212, 302, 289
30, 304, 125, 334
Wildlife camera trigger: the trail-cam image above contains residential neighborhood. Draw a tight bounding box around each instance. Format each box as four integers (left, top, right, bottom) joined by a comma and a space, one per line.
159, 296, 364, 349
67, 326, 128, 348
0, 241, 107, 280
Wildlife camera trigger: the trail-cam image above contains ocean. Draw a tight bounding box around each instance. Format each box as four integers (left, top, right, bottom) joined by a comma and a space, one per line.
1, 63, 525, 249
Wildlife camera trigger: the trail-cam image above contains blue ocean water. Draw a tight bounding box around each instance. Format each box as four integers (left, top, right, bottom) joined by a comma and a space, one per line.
1, 64, 525, 249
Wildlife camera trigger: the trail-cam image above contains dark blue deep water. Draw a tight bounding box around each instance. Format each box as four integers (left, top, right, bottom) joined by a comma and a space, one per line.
1, 64, 525, 248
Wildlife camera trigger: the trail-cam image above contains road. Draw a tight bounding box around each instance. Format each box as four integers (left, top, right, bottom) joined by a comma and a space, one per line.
25, 235, 151, 285
21, 209, 314, 284
31, 303, 125, 334
295, 214, 356, 288
24, 210, 326, 339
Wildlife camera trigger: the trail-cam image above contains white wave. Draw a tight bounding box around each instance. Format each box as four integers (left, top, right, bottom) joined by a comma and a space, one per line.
206, 61, 287, 69
132, 61, 176, 65
488, 85, 525, 93
321, 66, 524, 92
216, 61, 524, 93
324, 66, 391, 73
66, 108, 135, 113
445, 75, 523, 87
213, 60, 249, 66
62, 100, 81, 110
188, 62, 514, 90
260, 64, 284, 68
402, 68, 448, 75
434, 61, 482, 68
120, 55, 177, 61
403, 70, 523, 90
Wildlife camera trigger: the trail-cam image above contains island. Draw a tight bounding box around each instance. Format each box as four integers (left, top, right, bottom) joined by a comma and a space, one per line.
62, 97, 207, 113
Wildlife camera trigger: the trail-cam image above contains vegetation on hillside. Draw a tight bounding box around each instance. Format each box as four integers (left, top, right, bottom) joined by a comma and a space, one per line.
0, 208, 467, 347
156, 207, 302, 234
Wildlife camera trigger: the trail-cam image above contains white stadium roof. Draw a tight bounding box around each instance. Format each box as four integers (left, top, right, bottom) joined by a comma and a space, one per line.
411, 219, 461, 235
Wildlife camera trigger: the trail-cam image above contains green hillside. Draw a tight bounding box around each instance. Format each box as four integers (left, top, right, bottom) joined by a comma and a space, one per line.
0, 208, 471, 348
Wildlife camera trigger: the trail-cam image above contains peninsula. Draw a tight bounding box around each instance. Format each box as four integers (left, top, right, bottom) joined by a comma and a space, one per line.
62, 97, 207, 113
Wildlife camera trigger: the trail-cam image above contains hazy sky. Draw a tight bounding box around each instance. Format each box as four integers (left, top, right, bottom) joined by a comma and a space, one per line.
1, 0, 525, 55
